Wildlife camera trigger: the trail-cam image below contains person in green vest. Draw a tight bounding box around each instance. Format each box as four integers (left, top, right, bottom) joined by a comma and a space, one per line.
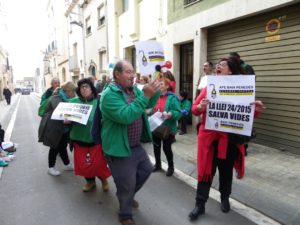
38, 77, 60, 117
100, 60, 161, 225
40, 77, 60, 104
69, 78, 111, 192
152, 78, 182, 176
179, 90, 192, 135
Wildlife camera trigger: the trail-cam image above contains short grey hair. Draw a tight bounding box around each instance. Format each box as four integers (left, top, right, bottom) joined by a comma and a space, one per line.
51, 77, 60, 84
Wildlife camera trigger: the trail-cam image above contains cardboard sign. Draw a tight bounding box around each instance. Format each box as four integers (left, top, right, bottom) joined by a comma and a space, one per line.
205, 75, 255, 136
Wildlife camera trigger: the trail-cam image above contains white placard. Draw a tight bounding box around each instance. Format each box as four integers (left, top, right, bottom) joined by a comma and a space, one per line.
51, 102, 93, 125
205, 75, 255, 136
135, 40, 165, 76
148, 111, 164, 132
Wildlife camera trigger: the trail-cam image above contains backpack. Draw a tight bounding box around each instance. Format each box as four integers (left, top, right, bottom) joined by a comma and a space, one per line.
90, 95, 102, 144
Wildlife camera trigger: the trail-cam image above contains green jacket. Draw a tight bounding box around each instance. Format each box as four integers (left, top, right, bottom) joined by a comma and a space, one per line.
161, 93, 182, 134
69, 97, 97, 144
100, 83, 160, 157
181, 99, 192, 118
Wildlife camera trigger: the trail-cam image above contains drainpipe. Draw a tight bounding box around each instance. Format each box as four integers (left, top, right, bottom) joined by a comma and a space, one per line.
79, 5, 87, 77
105, 0, 109, 67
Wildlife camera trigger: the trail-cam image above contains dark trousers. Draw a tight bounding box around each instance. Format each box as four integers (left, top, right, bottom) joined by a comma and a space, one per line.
153, 134, 174, 169
180, 116, 188, 133
5, 97, 11, 105
105, 145, 152, 219
48, 133, 70, 168
195, 142, 238, 206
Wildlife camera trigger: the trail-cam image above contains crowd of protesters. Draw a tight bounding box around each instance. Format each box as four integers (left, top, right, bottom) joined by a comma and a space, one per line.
35, 52, 265, 225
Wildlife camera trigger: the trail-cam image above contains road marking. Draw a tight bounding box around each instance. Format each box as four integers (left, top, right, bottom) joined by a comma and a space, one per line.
0, 97, 21, 179
148, 155, 281, 225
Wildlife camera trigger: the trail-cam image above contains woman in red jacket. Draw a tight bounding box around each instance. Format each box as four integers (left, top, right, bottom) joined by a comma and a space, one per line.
189, 57, 265, 221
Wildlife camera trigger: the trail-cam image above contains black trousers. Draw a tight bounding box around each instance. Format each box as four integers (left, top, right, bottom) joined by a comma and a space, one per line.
5, 97, 11, 105
153, 134, 174, 169
48, 133, 70, 168
195, 142, 238, 206
180, 116, 188, 133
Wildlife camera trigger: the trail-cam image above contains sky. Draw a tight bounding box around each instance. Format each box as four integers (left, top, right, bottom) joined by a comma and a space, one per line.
1, 0, 47, 80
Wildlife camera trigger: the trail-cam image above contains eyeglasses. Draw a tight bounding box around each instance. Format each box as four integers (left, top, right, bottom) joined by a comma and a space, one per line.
219, 62, 228, 67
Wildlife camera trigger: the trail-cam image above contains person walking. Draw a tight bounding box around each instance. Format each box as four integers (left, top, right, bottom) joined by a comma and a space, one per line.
96, 74, 108, 94
3, 87, 12, 105
40, 77, 60, 104
100, 60, 160, 225
69, 78, 111, 192
38, 81, 76, 176
189, 57, 265, 221
179, 91, 192, 135
152, 78, 182, 176
39, 77, 60, 117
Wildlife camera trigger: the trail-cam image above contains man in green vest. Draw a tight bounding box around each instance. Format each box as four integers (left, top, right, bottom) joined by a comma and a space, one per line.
100, 60, 160, 225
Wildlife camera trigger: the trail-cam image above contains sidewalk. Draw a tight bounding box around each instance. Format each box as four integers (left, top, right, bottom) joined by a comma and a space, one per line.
143, 126, 300, 225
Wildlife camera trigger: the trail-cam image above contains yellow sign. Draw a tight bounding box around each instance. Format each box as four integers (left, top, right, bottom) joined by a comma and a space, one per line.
265, 35, 281, 42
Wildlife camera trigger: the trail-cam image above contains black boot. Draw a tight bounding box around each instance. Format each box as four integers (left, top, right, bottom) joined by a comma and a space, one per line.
152, 164, 162, 172
188, 204, 205, 221
220, 197, 230, 213
166, 167, 174, 176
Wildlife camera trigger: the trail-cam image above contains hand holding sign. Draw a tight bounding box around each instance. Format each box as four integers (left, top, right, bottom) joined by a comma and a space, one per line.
250, 100, 266, 113
197, 98, 209, 112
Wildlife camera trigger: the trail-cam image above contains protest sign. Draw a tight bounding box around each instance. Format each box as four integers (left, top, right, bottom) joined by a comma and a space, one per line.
135, 40, 165, 76
206, 75, 255, 136
51, 102, 93, 125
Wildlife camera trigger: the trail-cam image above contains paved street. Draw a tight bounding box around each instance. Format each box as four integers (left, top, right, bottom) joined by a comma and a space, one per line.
0, 94, 299, 225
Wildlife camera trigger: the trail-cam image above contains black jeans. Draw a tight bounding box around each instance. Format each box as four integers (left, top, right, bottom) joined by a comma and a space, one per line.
195, 142, 238, 206
48, 133, 70, 168
152, 134, 174, 169
180, 116, 188, 133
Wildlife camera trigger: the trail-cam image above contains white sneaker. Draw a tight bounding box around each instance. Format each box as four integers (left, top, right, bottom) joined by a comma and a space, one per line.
48, 167, 61, 176
64, 163, 74, 171
8, 154, 16, 160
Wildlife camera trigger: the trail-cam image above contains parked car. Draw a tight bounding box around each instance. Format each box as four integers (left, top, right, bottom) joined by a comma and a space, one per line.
21, 88, 31, 95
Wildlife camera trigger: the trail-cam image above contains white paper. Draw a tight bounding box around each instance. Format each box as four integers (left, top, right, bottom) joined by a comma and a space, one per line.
136, 84, 144, 91
51, 102, 93, 125
148, 111, 164, 131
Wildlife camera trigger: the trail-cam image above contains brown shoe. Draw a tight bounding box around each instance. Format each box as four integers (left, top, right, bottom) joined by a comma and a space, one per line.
82, 181, 96, 192
132, 199, 139, 208
119, 218, 135, 225
101, 179, 109, 192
